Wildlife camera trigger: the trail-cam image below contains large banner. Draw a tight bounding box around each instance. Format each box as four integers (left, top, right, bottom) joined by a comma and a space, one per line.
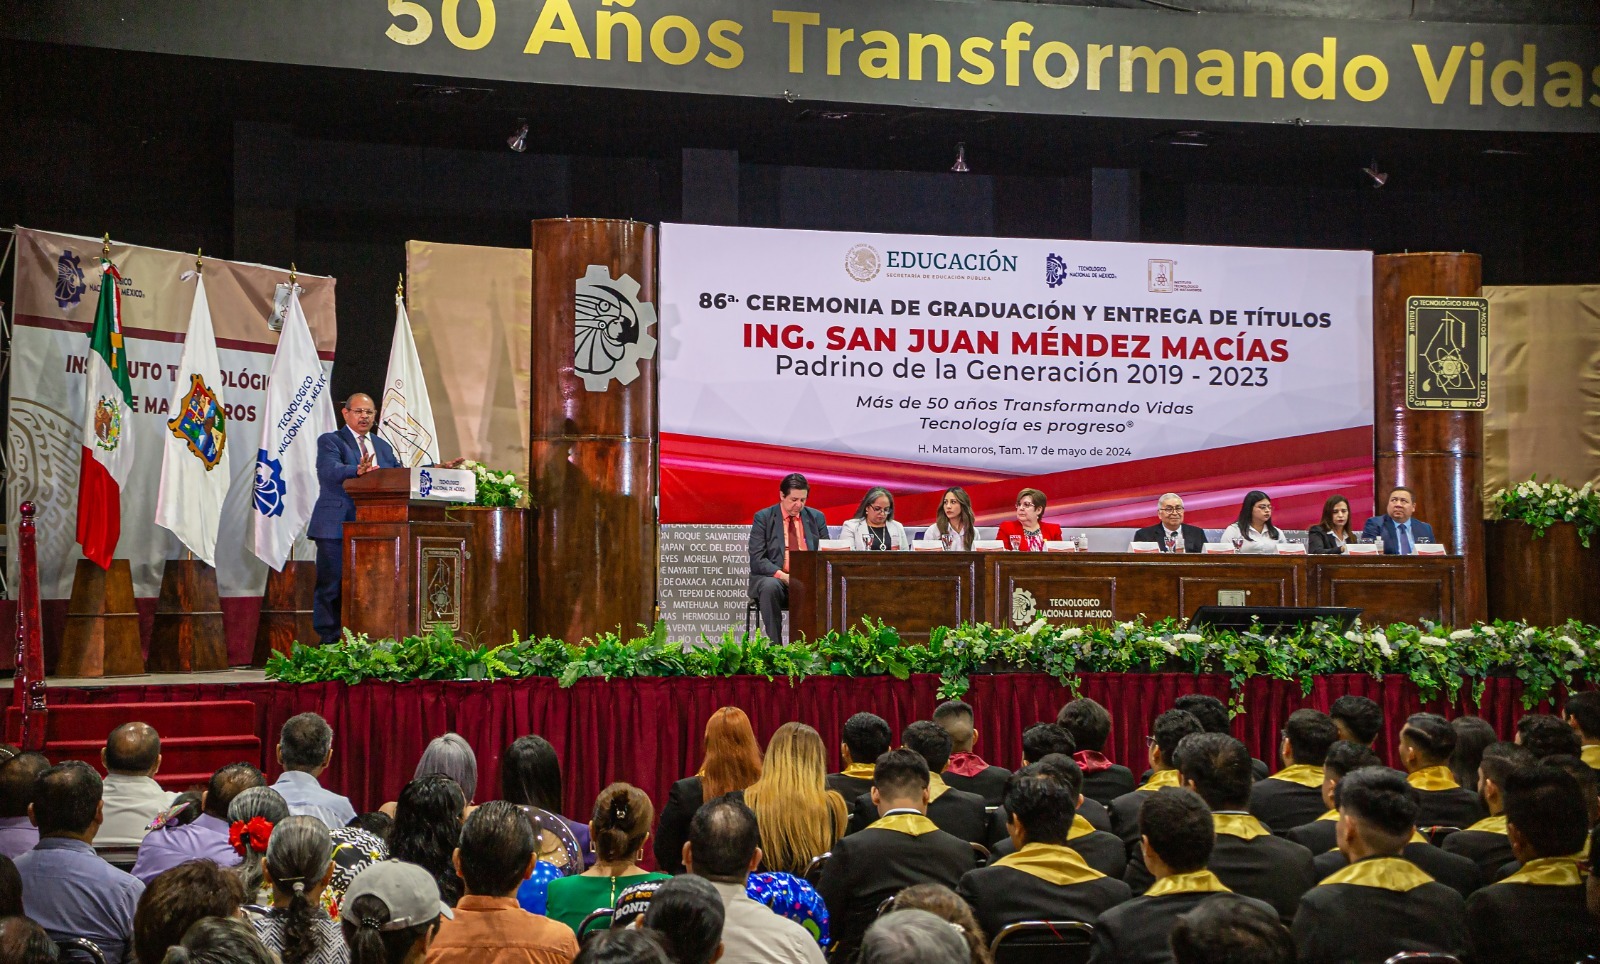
7, 228, 338, 600
660, 224, 1373, 530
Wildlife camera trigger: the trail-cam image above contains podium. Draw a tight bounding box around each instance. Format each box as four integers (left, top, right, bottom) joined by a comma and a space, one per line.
342, 468, 473, 642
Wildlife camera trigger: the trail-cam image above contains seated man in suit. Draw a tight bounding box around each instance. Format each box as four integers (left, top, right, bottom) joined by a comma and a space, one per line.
1328, 694, 1384, 749
957, 760, 1131, 941
1091, 788, 1279, 964
989, 754, 1126, 878
1132, 492, 1207, 553
1124, 734, 1316, 921
1058, 698, 1135, 805
932, 700, 1011, 806
849, 721, 987, 845
1286, 741, 1381, 856
1442, 741, 1531, 878
1399, 713, 1488, 828
827, 711, 890, 802
1172, 695, 1269, 780
1563, 690, 1600, 778
1111, 710, 1204, 848
817, 748, 976, 958
1293, 768, 1468, 963
311, 393, 401, 644
1249, 709, 1338, 833
986, 724, 1111, 844
748, 472, 828, 644
1360, 485, 1437, 554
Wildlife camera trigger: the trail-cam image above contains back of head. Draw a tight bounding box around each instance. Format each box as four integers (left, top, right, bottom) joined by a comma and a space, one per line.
134, 860, 248, 964
873, 748, 930, 804
1503, 764, 1589, 858
227, 785, 290, 902
0, 753, 49, 819
1021, 723, 1075, 764
1540, 754, 1600, 825
1173, 695, 1230, 735
591, 782, 654, 864
500, 735, 562, 811
1516, 713, 1583, 761
1003, 762, 1077, 845
1034, 753, 1084, 798
746, 722, 836, 874
0, 916, 59, 964
279, 713, 334, 772
341, 862, 445, 964
105, 722, 161, 775
1056, 699, 1111, 753
862, 909, 969, 964
1174, 734, 1253, 811
1401, 713, 1456, 765
457, 801, 535, 897
844, 713, 892, 765
642, 874, 725, 964
264, 815, 338, 964
160, 917, 276, 964
414, 734, 477, 803
889, 884, 991, 964
228, 786, 290, 827
391, 774, 466, 905
1565, 690, 1600, 740
1170, 894, 1294, 964
903, 721, 954, 773
932, 701, 975, 752
1322, 741, 1382, 782
1153, 710, 1204, 764
1448, 716, 1498, 789
1329, 695, 1383, 746
34, 761, 102, 836
1282, 710, 1337, 767
687, 795, 759, 882
1139, 788, 1214, 874
1478, 741, 1534, 789
700, 707, 762, 799
573, 928, 672, 964
1335, 767, 1417, 850
205, 763, 265, 820
349, 811, 395, 841
0, 854, 19, 918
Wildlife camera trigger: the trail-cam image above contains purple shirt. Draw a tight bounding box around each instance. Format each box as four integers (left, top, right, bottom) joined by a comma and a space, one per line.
0, 815, 39, 859
129, 812, 240, 882
17, 837, 144, 964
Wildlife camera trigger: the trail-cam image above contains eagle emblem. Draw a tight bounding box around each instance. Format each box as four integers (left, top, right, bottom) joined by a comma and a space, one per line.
92, 396, 122, 451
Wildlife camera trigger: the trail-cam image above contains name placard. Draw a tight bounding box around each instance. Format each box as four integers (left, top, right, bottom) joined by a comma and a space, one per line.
411, 467, 477, 503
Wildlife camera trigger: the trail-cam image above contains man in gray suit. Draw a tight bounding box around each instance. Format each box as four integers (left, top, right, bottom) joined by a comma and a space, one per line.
749, 473, 828, 642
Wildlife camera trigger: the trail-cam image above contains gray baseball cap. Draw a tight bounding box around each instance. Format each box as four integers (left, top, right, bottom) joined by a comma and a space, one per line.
343, 861, 454, 930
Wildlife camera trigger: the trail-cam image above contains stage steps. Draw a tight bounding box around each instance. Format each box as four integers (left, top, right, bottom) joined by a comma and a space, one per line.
4, 700, 261, 791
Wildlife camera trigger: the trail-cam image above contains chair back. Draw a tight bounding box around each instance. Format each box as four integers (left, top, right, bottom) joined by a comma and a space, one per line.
577, 908, 614, 941
1419, 826, 1462, 847
804, 851, 829, 886
989, 920, 1094, 964
55, 939, 107, 964
970, 840, 991, 867
1382, 954, 1462, 964
95, 845, 141, 872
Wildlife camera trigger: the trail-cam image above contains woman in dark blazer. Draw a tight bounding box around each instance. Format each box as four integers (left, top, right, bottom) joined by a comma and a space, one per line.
653, 707, 763, 873
1307, 494, 1359, 554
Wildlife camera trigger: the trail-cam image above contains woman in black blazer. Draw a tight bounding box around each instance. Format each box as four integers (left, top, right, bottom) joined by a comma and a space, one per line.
1307, 494, 1359, 554
653, 707, 763, 873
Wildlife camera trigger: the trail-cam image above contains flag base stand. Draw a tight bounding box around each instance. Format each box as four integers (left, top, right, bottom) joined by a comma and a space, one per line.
252, 561, 316, 666
148, 559, 228, 673
59, 559, 145, 678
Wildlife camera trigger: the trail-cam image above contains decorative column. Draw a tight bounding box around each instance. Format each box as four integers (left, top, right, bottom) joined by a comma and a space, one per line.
529, 219, 657, 642
1372, 253, 1486, 623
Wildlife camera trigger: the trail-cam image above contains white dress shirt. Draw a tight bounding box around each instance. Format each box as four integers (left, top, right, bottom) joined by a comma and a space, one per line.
271, 770, 357, 829
709, 879, 826, 964
1219, 523, 1280, 554
96, 773, 176, 847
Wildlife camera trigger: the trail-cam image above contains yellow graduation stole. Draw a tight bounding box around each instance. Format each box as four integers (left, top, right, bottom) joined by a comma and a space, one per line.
1269, 764, 1325, 788
1315, 809, 1338, 822
1581, 745, 1600, 769
1499, 856, 1583, 887
1464, 814, 1507, 836
841, 763, 875, 780
1321, 856, 1437, 892
993, 843, 1106, 887
1316, 809, 1424, 844
1137, 769, 1181, 793
867, 813, 940, 836
1213, 813, 1273, 840
928, 773, 951, 803
1406, 766, 1460, 791
1145, 869, 1233, 897
1067, 814, 1096, 840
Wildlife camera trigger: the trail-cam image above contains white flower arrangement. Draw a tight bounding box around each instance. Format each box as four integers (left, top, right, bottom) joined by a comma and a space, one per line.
1492, 476, 1600, 547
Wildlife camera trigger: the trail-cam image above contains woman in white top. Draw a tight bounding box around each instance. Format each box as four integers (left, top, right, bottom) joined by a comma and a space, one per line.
840, 486, 909, 550
921, 487, 976, 550
1219, 489, 1281, 554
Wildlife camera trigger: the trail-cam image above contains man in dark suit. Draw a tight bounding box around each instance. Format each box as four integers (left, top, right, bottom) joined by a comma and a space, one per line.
748, 472, 828, 643
1562, 690, 1600, 779
817, 748, 976, 958
311, 393, 400, 644
1249, 709, 1338, 833
1131, 492, 1207, 553
1058, 698, 1136, 805
988, 754, 1126, 878
932, 699, 1010, 806
1399, 713, 1488, 828
848, 721, 987, 844
1442, 741, 1530, 878
1173, 695, 1270, 780
1360, 485, 1438, 554
958, 759, 1131, 941
1111, 710, 1204, 848
826, 711, 890, 802
985, 724, 1112, 843
1293, 768, 1468, 964
1286, 740, 1381, 856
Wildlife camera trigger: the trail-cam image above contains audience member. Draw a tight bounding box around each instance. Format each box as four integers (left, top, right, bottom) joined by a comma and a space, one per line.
0, 752, 48, 859
890, 883, 992, 964
0, 915, 57, 964
987, 754, 1126, 877
98, 722, 177, 847
327, 825, 393, 918
1447, 715, 1497, 792
1440, 740, 1531, 877
341, 861, 448, 964
932, 701, 1011, 806
1398, 713, 1487, 827
827, 712, 890, 802
1090, 788, 1278, 964
683, 796, 823, 964
1284, 740, 1380, 855
501, 735, 592, 866
1111, 710, 1204, 847
546, 783, 667, 934
133, 762, 262, 882
253, 815, 348, 964
744, 722, 846, 876
859, 909, 968, 964
160, 916, 277, 964
571, 928, 670, 964
655, 708, 762, 875
1516, 712, 1584, 761
426, 802, 577, 964
272, 713, 356, 829
0, 853, 19, 917
958, 761, 1130, 939
16, 761, 144, 964
1172, 695, 1269, 779
1249, 709, 1338, 833
1564, 690, 1600, 778
741, 870, 829, 949
133, 858, 247, 964
1292, 767, 1467, 963
1543, 752, 1600, 828
414, 734, 477, 806
1304, 766, 1481, 899
350, 812, 395, 841
391, 775, 467, 908
988, 724, 1111, 836
229, 785, 291, 905
817, 749, 975, 958
1169, 895, 1294, 964
848, 721, 987, 843
640, 875, 724, 964
1057, 698, 1135, 804
1328, 695, 1384, 749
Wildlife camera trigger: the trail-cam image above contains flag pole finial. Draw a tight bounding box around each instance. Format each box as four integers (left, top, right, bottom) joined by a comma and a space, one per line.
396, 273, 405, 303
195, 249, 203, 275
289, 263, 297, 285
101, 234, 110, 258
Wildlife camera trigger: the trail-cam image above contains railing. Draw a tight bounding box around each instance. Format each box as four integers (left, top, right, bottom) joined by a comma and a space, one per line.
11, 501, 46, 750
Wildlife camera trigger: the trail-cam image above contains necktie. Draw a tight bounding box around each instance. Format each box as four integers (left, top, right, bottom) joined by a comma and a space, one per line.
1166, 531, 1177, 552
358, 434, 371, 462
785, 515, 801, 571
1397, 523, 1411, 555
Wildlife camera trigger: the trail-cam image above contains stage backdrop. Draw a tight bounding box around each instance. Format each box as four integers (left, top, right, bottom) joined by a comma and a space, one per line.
659, 225, 1375, 534
7, 229, 337, 633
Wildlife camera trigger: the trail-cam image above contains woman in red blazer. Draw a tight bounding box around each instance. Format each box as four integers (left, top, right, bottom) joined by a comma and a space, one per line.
995, 487, 1063, 550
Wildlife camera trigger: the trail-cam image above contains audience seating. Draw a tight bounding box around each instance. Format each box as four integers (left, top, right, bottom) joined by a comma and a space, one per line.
1421, 826, 1463, 847
4, 701, 260, 789
1382, 954, 1462, 964
805, 852, 829, 886
989, 920, 1094, 964
93, 844, 140, 872
576, 908, 613, 941
55, 938, 107, 964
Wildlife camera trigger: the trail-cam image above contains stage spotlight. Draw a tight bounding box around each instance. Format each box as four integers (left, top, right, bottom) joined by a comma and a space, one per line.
1362, 160, 1388, 187
507, 120, 529, 153
951, 142, 970, 173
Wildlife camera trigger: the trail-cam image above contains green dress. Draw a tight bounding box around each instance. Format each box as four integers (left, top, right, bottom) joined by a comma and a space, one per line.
545, 871, 671, 935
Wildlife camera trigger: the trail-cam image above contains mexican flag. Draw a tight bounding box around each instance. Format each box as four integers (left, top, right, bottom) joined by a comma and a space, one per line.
76, 259, 138, 569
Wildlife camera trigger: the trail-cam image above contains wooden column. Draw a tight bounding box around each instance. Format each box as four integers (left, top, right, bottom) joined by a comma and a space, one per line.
1373, 253, 1486, 623
252, 561, 317, 665
148, 560, 228, 672
529, 219, 657, 642
59, 559, 145, 677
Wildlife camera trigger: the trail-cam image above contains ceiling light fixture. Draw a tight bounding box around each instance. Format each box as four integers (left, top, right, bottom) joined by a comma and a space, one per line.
507, 120, 529, 153
1362, 160, 1388, 188
951, 142, 970, 173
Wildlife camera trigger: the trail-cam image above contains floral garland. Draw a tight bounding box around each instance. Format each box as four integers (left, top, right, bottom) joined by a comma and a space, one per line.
1490, 477, 1600, 547
459, 460, 526, 508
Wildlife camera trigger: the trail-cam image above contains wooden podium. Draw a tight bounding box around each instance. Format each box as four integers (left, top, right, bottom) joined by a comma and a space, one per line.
342, 469, 472, 642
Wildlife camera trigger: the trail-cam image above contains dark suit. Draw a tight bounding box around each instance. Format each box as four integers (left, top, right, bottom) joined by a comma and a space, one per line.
1249, 776, 1328, 833
311, 427, 400, 643
958, 861, 1131, 943
988, 827, 1128, 879
818, 820, 976, 957
1360, 514, 1438, 555
748, 503, 828, 642
1123, 822, 1317, 920
1131, 522, 1207, 554
1109, 787, 1159, 850
1411, 785, 1487, 829
652, 777, 746, 875
1466, 878, 1600, 964
826, 771, 874, 803
1081, 764, 1136, 807
1292, 863, 1468, 964
1306, 524, 1357, 555
986, 798, 1111, 845
1440, 825, 1514, 881
1090, 891, 1279, 964
941, 764, 1011, 807
1311, 843, 1481, 898
1286, 817, 1338, 855
849, 785, 987, 845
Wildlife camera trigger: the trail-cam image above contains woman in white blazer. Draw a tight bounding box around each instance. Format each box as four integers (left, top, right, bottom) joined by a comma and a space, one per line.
840, 486, 909, 550
1218, 489, 1281, 554
920, 486, 977, 550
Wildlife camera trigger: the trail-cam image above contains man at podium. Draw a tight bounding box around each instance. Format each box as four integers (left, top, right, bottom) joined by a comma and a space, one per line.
311, 394, 400, 644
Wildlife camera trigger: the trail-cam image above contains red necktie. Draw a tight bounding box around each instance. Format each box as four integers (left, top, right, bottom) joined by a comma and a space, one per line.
358, 434, 371, 462
785, 515, 802, 571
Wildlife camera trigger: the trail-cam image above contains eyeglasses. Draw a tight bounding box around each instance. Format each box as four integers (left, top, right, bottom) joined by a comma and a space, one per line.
866, 503, 891, 514
1159, 505, 1185, 513
1146, 734, 1159, 748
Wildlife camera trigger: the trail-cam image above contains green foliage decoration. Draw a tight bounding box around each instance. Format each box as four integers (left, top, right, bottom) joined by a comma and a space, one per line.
1490, 477, 1600, 548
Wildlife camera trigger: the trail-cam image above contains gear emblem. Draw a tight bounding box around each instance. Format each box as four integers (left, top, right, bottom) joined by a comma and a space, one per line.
573, 264, 658, 392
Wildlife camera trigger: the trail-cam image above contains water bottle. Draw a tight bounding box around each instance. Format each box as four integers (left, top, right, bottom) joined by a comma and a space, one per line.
1076, 532, 1088, 552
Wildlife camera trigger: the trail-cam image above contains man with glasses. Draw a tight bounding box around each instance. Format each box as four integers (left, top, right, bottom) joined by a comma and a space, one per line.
311, 393, 401, 644
1134, 493, 1207, 553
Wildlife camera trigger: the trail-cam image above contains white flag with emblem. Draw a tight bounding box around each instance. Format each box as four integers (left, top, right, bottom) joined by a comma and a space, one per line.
252, 289, 334, 571
378, 292, 440, 467
154, 273, 231, 566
